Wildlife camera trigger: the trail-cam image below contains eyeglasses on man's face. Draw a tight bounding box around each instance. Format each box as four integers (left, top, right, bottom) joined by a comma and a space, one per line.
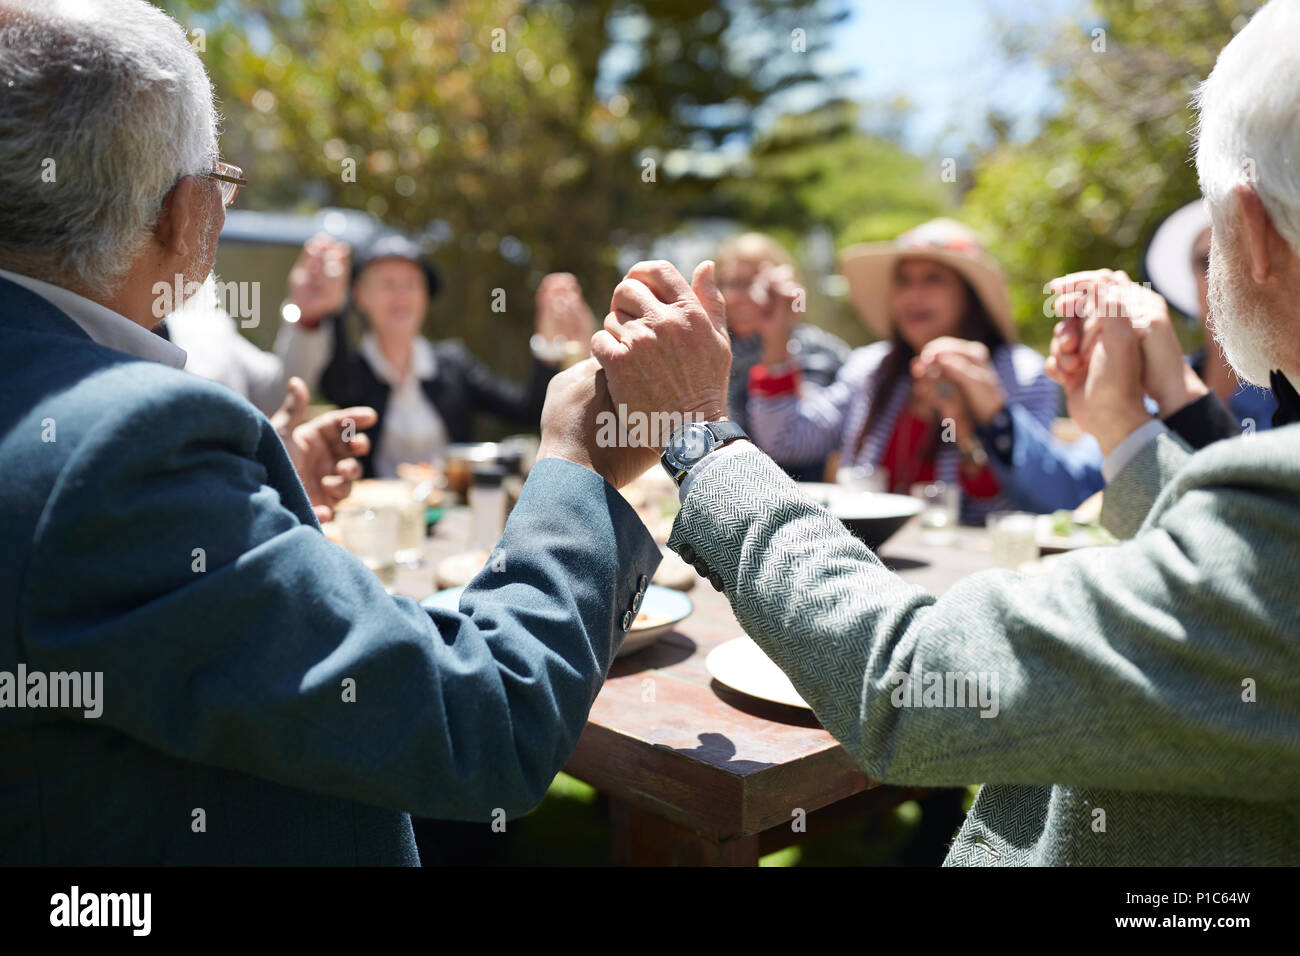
208, 160, 247, 208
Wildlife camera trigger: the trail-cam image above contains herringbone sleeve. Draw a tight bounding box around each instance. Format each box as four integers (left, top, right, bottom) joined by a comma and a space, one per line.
669, 437, 1300, 864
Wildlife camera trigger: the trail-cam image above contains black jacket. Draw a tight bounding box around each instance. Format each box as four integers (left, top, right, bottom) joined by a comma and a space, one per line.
319, 311, 556, 477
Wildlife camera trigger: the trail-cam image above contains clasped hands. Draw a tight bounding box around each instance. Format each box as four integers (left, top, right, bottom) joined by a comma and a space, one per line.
535, 260, 732, 488
1044, 269, 1207, 455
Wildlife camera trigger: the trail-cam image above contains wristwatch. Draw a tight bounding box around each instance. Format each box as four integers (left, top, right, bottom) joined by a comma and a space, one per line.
661, 420, 749, 486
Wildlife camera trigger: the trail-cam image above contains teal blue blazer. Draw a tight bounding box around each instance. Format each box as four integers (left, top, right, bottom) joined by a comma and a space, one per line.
0, 276, 660, 864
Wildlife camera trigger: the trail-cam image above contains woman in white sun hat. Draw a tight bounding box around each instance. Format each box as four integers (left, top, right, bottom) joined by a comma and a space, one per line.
1145, 198, 1276, 429
745, 218, 1105, 524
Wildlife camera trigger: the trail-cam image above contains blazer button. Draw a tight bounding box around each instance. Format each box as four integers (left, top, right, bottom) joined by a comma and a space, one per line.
632, 589, 645, 614
678, 544, 697, 564
622, 610, 635, 631
636, 573, 649, 593
708, 572, 724, 592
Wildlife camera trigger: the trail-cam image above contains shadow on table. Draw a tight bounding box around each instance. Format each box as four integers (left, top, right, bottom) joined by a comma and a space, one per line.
607, 632, 696, 676
878, 555, 929, 572
670, 731, 775, 773
709, 680, 824, 729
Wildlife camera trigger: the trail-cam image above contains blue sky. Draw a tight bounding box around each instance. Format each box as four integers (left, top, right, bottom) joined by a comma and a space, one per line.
826, 0, 1085, 154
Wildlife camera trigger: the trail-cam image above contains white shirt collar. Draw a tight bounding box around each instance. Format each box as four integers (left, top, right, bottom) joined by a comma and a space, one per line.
0, 267, 187, 369
359, 332, 437, 385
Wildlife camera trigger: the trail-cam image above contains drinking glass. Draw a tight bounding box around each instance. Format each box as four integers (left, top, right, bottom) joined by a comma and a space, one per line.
836, 464, 888, 494
986, 510, 1040, 570
336, 506, 400, 588
911, 480, 959, 546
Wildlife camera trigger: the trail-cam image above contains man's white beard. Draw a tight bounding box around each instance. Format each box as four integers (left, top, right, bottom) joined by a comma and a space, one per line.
1205, 230, 1280, 387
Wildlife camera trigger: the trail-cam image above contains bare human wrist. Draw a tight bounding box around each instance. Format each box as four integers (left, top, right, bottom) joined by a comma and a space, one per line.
1093, 406, 1156, 457
1154, 366, 1210, 419
761, 341, 790, 367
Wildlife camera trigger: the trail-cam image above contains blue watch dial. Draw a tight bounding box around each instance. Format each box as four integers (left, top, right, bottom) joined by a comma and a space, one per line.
667, 423, 713, 469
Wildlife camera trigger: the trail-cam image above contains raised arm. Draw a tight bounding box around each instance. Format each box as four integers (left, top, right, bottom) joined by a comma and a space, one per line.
22, 368, 660, 822
668, 443, 1300, 801
746, 343, 883, 464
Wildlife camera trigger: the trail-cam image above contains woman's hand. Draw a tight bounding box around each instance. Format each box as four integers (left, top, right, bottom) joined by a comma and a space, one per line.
911, 364, 976, 446
911, 337, 1006, 426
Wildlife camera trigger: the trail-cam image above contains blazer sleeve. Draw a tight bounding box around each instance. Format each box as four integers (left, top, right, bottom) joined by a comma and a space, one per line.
1161, 390, 1242, 450
20, 380, 660, 821
1099, 429, 1194, 540
667, 442, 1300, 802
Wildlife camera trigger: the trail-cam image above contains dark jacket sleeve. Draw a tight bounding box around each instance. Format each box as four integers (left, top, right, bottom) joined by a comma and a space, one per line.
318, 308, 365, 409
446, 339, 556, 426
1161, 391, 1242, 450
22, 374, 661, 822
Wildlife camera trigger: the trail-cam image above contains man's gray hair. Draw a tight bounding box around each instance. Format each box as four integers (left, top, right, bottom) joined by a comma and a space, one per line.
0, 0, 218, 295
1194, 0, 1300, 255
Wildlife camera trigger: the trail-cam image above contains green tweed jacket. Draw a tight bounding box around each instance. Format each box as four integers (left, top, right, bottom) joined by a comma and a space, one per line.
667, 428, 1300, 865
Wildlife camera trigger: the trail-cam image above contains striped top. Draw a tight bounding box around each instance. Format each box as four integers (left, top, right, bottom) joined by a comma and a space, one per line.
747, 341, 1063, 522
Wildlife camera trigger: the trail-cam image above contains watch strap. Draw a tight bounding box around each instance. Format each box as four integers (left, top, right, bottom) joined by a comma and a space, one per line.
704, 420, 747, 446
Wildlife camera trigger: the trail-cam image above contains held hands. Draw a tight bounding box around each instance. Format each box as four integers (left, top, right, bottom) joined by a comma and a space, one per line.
535, 358, 660, 489
536, 259, 733, 489
288, 234, 351, 327
271, 377, 378, 522
1045, 269, 1175, 455
590, 260, 733, 448
910, 337, 1006, 430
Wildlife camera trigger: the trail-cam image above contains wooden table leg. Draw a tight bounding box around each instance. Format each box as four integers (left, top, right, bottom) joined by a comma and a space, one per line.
610, 800, 759, 866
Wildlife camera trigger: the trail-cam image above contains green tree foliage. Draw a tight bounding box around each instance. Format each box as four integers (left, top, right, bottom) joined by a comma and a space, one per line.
958, 0, 1264, 346
717, 100, 950, 346
158, 0, 862, 376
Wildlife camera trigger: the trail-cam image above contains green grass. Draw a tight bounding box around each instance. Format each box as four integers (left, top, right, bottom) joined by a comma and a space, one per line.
485, 775, 979, 866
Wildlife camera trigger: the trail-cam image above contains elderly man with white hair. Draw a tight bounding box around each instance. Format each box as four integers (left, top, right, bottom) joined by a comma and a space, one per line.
582, 0, 1300, 865
0, 0, 662, 865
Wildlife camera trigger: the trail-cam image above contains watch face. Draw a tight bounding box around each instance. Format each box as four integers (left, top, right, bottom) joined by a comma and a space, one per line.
667, 422, 713, 469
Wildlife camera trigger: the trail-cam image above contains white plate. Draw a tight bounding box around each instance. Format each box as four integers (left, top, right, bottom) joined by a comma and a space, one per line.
797, 483, 924, 521
705, 637, 810, 709
420, 584, 692, 658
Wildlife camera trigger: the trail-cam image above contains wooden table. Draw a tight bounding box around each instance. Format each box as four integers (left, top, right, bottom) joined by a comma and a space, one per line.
396, 508, 996, 866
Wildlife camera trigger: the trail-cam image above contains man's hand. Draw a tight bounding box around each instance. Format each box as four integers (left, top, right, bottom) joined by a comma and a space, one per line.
288, 234, 351, 327
750, 263, 802, 367
1045, 271, 1152, 455
271, 377, 377, 522
590, 259, 732, 450
910, 336, 1006, 426
535, 273, 598, 359
535, 358, 660, 489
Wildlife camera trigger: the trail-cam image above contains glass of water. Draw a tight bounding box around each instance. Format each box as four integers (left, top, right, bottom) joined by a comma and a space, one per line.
336, 505, 400, 588
836, 464, 888, 494
986, 510, 1040, 570
911, 480, 959, 546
